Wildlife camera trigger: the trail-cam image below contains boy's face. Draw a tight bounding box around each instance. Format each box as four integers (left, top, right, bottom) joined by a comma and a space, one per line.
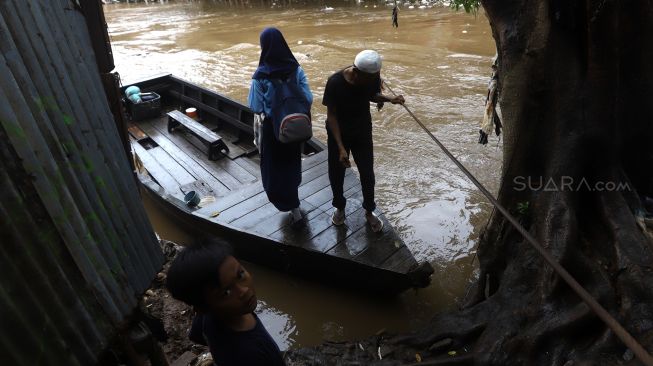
355, 69, 380, 86
204, 256, 257, 318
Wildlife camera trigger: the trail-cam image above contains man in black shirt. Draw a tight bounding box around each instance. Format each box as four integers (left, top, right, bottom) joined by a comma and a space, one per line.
166, 238, 285, 366
322, 50, 405, 232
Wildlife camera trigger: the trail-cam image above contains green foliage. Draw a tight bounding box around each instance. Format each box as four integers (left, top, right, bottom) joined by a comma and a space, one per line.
516, 201, 530, 216
450, 0, 480, 14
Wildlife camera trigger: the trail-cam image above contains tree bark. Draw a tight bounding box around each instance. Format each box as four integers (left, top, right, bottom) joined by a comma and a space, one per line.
286, 1, 653, 365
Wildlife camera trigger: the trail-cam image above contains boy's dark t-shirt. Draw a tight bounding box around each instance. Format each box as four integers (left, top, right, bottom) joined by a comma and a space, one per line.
322, 70, 381, 136
189, 313, 285, 366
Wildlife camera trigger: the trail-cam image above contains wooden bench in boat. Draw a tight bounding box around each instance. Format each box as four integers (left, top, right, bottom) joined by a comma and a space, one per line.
167, 110, 229, 160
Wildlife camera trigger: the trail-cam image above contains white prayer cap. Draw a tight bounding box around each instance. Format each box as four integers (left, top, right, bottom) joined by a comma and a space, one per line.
354, 50, 382, 73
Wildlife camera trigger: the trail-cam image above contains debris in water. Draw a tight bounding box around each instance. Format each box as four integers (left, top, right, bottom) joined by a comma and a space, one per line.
196, 352, 214, 366
623, 349, 634, 361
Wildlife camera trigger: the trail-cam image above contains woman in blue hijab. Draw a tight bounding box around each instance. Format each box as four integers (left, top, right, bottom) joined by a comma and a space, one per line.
248, 27, 313, 226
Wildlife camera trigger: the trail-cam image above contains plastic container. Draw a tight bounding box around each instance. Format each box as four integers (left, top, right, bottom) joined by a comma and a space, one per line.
126, 91, 161, 121
125, 85, 141, 98
184, 191, 200, 207
128, 93, 142, 104
185, 107, 199, 120
140, 92, 158, 102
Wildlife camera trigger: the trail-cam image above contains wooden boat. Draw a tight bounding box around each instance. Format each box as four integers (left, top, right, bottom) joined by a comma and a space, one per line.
124, 74, 433, 294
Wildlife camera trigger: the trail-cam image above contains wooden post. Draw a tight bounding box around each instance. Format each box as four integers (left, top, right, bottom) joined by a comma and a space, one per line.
79, 0, 114, 73
80, 0, 134, 171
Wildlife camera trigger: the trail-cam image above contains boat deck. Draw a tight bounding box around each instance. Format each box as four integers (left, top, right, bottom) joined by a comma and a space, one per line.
127, 76, 432, 293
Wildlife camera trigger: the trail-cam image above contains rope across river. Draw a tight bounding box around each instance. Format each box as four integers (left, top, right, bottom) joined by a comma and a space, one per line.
383, 81, 653, 365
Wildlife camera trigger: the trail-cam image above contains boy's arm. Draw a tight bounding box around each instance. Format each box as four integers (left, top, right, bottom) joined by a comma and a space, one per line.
370, 77, 404, 105
326, 106, 351, 168
323, 76, 350, 168
370, 93, 405, 105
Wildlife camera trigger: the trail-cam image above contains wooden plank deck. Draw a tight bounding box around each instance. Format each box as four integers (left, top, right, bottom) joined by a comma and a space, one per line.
131, 108, 430, 293
144, 116, 256, 188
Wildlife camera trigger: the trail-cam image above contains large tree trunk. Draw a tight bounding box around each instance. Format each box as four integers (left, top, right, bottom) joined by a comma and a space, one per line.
286, 1, 653, 365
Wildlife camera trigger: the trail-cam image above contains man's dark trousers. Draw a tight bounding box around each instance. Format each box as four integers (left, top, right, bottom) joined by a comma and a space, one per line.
327, 127, 376, 212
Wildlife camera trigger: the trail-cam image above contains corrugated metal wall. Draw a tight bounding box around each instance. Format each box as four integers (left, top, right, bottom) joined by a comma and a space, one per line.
0, 1, 163, 364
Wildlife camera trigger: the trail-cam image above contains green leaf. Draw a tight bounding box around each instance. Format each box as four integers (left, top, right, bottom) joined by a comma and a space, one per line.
450, 0, 480, 14
517, 201, 530, 215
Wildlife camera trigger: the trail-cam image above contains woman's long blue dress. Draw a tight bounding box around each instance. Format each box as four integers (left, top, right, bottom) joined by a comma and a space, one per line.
248, 67, 313, 212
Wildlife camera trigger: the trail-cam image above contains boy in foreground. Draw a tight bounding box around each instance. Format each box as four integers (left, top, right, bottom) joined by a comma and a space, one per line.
166, 238, 285, 366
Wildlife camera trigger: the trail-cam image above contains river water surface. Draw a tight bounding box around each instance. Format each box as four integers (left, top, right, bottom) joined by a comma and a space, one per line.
104, 0, 500, 350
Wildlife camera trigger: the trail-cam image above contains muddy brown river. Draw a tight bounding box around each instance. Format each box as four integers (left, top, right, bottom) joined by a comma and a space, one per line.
105, 0, 500, 350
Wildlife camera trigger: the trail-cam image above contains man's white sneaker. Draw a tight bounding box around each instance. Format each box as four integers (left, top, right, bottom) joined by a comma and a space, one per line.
366, 211, 383, 233
331, 208, 345, 226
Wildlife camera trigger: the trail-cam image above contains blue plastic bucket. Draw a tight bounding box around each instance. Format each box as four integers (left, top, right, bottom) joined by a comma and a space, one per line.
184, 191, 200, 207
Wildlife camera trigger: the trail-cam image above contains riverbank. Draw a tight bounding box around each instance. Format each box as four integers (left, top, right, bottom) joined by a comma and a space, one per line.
145, 240, 465, 365
144, 239, 476, 366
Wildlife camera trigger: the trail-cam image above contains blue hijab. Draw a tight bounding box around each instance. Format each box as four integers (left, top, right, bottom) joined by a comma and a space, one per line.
252, 27, 299, 79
